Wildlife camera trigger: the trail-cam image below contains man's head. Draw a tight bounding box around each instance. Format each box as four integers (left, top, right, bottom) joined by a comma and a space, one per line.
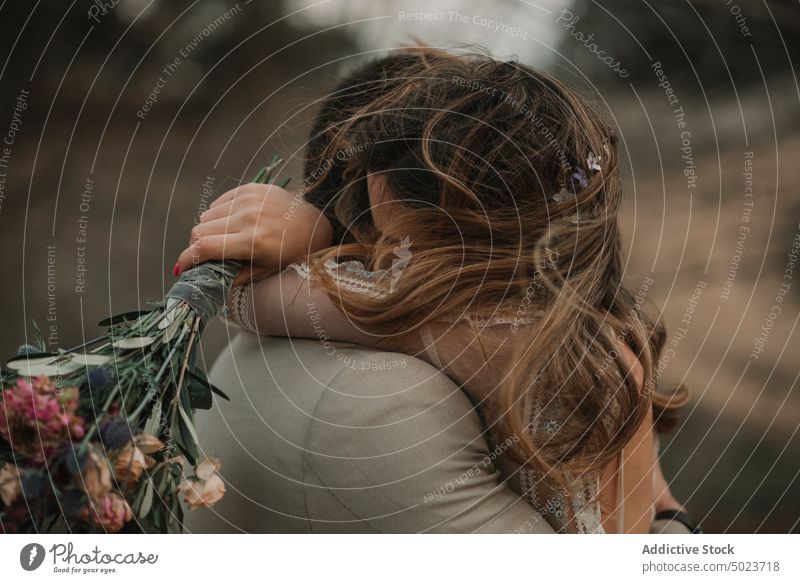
302, 52, 426, 243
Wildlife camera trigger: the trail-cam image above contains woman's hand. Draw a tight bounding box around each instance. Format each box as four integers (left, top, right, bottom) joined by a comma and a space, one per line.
175, 183, 333, 286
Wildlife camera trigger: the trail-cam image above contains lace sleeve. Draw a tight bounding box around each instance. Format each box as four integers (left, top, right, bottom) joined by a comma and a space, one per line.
224, 261, 531, 396
223, 261, 380, 345
223, 260, 512, 378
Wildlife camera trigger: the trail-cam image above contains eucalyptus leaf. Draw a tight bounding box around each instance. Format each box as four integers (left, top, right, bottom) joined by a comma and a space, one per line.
113, 336, 156, 350
6, 352, 59, 363
167, 496, 183, 534
139, 480, 154, 519
175, 407, 198, 466
187, 377, 212, 410
133, 476, 148, 507
210, 385, 230, 401
151, 500, 163, 530
187, 369, 213, 409
158, 302, 186, 329
144, 399, 163, 436
178, 405, 200, 446
10, 361, 84, 376
70, 354, 112, 366
157, 310, 176, 330
161, 317, 184, 343
157, 467, 170, 493
5, 355, 58, 370
97, 310, 151, 327
174, 434, 196, 467
188, 369, 229, 404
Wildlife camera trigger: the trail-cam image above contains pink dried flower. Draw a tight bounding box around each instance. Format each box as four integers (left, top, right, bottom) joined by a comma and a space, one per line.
0, 376, 86, 463
79, 492, 133, 533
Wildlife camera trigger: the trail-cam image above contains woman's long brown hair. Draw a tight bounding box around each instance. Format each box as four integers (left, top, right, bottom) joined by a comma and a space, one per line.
303, 47, 687, 514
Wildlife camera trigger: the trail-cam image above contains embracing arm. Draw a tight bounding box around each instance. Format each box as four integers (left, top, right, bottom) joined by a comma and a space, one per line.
171, 181, 378, 344
225, 265, 376, 346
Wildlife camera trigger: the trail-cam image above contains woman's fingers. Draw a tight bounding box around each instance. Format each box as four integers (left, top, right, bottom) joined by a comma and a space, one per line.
175, 234, 253, 274
210, 182, 275, 209
177, 182, 325, 277
208, 184, 250, 209
189, 217, 240, 245
198, 201, 235, 223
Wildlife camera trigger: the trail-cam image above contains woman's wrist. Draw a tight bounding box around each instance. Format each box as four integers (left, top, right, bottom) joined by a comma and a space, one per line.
296, 202, 334, 256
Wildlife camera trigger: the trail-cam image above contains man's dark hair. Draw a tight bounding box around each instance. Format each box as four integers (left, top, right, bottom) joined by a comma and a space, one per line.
302, 54, 423, 243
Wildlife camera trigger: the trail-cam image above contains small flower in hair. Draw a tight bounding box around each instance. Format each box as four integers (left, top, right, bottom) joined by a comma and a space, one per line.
570, 167, 588, 191
587, 152, 602, 172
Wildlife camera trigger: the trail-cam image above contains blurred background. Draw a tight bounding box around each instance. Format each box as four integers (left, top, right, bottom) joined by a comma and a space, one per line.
0, 0, 797, 533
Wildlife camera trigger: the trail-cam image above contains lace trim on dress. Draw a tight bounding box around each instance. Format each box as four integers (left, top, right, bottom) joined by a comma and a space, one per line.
289, 260, 392, 299
449, 310, 542, 328
228, 280, 255, 332
290, 260, 543, 326
519, 392, 605, 534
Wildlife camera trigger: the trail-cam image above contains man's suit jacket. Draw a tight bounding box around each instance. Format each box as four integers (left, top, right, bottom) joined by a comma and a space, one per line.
185, 331, 552, 533
185, 331, 687, 534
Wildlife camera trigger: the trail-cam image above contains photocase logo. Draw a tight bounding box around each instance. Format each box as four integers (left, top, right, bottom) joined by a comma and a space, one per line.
19, 543, 46, 571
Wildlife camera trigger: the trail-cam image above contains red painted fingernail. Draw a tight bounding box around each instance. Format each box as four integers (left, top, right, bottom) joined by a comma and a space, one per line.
173, 262, 180, 277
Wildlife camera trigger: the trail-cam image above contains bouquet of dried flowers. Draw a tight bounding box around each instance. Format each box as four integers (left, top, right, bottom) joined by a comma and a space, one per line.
0, 159, 288, 533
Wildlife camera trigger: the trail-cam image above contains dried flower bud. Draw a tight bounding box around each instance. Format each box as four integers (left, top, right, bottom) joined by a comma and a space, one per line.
0, 463, 22, 506
178, 457, 225, 510
133, 433, 164, 454
81, 448, 112, 500
113, 443, 148, 482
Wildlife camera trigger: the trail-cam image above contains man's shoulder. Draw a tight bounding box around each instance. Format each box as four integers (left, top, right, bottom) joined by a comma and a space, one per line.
308, 343, 474, 424
201, 332, 552, 533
